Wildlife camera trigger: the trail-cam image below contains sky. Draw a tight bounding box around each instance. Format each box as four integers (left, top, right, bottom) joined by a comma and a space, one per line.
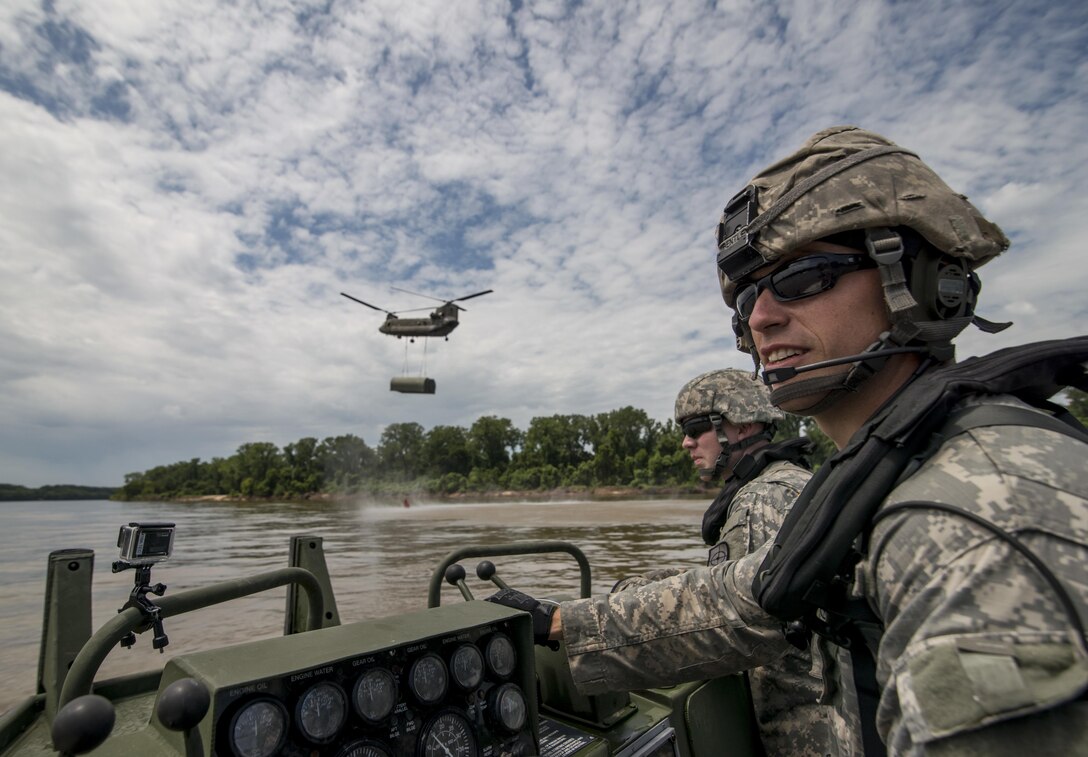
1, 0, 1086, 487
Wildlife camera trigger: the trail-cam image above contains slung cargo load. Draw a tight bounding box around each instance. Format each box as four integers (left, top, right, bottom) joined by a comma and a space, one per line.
390, 376, 436, 394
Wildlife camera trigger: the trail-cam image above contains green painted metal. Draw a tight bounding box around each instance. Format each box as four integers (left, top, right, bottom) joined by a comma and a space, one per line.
285, 535, 340, 633
37, 549, 94, 724
58, 567, 324, 709
427, 541, 592, 607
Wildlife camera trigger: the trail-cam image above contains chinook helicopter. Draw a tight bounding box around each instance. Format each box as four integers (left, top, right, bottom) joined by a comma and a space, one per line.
340, 288, 493, 342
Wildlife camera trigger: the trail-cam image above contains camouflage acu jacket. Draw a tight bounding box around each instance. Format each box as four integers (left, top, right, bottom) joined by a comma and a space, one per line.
613, 460, 838, 756
560, 395, 1088, 755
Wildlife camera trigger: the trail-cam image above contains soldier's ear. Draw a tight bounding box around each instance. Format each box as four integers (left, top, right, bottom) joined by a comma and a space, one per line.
736, 422, 757, 439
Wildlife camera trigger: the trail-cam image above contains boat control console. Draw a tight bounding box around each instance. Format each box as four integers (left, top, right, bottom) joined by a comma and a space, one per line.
2, 529, 761, 757
164, 602, 537, 757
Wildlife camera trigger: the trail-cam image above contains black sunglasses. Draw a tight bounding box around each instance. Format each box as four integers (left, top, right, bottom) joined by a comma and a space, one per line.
734, 253, 876, 322
681, 416, 715, 439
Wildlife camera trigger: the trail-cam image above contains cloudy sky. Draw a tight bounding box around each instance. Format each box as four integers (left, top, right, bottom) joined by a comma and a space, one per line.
1, 0, 1086, 487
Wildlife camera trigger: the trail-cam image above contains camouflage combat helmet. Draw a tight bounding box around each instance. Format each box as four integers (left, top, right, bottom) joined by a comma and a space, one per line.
715, 126, 1011, 414
675, 369, 782, 479
675, 369, 784, 425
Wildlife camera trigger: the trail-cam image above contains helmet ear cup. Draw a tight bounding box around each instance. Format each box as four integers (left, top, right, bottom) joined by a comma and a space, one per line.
904, 239, 978, 322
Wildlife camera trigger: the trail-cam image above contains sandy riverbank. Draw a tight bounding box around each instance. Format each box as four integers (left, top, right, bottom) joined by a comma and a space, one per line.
171, 485, 707, 505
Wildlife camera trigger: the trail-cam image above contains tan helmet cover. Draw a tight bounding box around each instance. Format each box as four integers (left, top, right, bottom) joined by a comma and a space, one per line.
674, 368, 784, 425
718, 125, 1010, 305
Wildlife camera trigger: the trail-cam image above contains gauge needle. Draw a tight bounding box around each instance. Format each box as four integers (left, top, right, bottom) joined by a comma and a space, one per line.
431, 732, 455, 757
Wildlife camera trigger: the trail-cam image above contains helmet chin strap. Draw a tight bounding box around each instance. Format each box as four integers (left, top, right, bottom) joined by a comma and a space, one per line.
768, 371, 855, 415
704, 415, 774, 478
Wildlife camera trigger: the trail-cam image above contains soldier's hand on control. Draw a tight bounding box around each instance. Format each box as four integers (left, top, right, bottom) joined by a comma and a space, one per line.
484, 588, 561, 650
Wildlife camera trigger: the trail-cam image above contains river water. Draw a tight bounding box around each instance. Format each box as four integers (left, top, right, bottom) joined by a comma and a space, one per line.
0, 497, 711, 715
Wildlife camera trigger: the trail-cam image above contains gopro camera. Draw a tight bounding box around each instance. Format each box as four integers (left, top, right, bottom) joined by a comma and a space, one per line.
117, 522, 175, 566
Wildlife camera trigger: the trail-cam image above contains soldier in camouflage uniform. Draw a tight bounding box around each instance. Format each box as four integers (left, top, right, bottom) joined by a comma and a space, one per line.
612, 369, 830, 755
489, 126, 1088, 755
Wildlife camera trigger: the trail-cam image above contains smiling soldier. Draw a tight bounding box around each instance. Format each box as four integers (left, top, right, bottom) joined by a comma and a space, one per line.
489, 126, 1088, 755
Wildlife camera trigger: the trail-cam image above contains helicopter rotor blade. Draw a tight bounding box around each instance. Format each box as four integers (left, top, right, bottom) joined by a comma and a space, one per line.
340, 292, 396, 316
390, 286, 447, 303
449, 289, 494, 303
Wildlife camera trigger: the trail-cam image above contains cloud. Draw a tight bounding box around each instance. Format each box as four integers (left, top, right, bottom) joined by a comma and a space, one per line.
1, 0, 1086, 485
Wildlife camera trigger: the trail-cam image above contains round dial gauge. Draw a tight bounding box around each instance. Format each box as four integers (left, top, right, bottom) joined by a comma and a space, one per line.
485, 633, 516, 678
336, 740, 393, 757
419, 710, 477, 757
489, 683, 527, 733
229, 698, 287, 757
353, 668, 397, 723
297, 681, 347, 742
451, 644, 484, 690
408, 653, 448, 705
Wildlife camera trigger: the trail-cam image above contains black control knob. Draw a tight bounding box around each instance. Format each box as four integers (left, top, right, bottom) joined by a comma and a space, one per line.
445, 564, 474, 601
475, 560, 496, 580
51, 694, 115, 755
476, 560, 509, 590
156, 678, 211, 757
156, 678, 211, 731
444, 564, 467, 585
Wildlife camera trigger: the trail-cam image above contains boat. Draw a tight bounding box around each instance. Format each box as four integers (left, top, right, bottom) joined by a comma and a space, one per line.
0, 521, 762, 756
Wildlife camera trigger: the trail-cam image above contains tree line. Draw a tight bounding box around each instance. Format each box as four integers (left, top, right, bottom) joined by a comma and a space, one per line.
117, 407, 703, 500
0, 484, 119, 502
114, 390, 1088, 501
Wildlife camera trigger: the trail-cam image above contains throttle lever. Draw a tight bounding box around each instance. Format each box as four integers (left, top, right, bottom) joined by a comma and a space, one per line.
444, 564, 475, 601
476, 560, 511, 591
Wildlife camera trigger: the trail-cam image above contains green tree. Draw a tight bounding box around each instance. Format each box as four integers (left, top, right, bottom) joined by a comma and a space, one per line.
585, 407, 664, 485
517, 414, 592, 470
234, 442, 283, 497
801, 419, 836, 468
467, 416, 522, 471
1064, 388, 1088, 426
283, 437, 321, 495
773, 412, 803, 443
641, 422, 697, 486
424, 425, 472, 477
316, 435, 376, 491
378, 422, 427, 481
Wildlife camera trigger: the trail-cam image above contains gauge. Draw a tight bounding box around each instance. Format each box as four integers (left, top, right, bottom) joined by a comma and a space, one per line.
353, 667, 397, 723
408, 652, 448, 705
485, 633, 516, 678
451, 643, 484, 690
297, 681, 347, 743
487, 683, 527, 733
419, 710, 477, 757
336, 739, 393, 757
229, 697, 287, 757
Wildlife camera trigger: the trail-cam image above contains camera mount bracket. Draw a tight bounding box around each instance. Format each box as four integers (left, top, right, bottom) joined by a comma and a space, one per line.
113, 555, 170, 652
